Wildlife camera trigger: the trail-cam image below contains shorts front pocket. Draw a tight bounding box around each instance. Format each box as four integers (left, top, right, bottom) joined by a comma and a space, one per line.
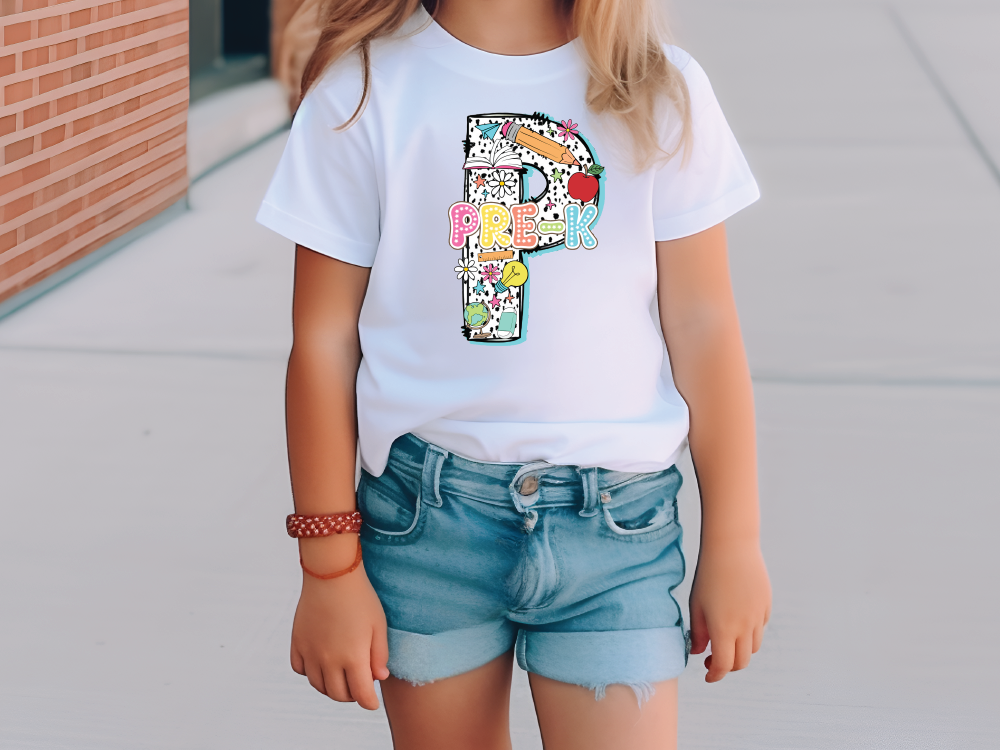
599, 467, 681, 542
358, 468, 427, 545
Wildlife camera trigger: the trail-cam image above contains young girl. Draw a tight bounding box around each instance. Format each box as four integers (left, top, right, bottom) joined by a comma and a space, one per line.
259, 0, 771, 746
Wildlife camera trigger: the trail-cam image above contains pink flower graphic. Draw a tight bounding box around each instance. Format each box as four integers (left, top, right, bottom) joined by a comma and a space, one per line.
482, 263, 501, 284
556, 119, 579, 142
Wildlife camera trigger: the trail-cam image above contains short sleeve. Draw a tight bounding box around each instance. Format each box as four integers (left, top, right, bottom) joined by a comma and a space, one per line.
256, 59, 381, 267
651, 49, 760, 241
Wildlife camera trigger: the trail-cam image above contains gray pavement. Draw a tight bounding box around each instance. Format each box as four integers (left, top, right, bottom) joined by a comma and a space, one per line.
2, 1, 998, 747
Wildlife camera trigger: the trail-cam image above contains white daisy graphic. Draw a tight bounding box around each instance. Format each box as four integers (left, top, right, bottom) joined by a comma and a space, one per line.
486, 169, 516, 199
454, 257, 477, 281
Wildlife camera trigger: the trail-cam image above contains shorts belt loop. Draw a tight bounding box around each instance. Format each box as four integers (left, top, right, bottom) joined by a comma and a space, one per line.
578, 467, 600, 517
422, 444, 448, 508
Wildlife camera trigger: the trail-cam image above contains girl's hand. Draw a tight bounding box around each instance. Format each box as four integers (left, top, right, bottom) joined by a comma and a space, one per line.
290, 555, 391, 710
688, 541, 771, 683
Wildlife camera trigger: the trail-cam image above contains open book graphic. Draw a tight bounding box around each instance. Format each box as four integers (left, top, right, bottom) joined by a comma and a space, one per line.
463, 137, 522, 170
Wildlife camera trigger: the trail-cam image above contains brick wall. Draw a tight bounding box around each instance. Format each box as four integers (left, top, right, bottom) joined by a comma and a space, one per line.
0, 0, 188, 305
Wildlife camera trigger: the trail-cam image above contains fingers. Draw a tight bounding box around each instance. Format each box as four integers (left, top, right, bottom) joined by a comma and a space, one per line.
688, 601, 710, 655
290, 647, 306, 676
704, 626, 763, 681
323, 665, 353, 702
732, 634, 752, 672
346, 662, 380, 711
371, 623, 391, 681
301, 656, 374, 706
304, 660, 326, 696
704, 635, 734, 683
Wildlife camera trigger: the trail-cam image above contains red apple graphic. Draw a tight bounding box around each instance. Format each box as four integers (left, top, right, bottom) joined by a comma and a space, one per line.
567, 164, 604, 203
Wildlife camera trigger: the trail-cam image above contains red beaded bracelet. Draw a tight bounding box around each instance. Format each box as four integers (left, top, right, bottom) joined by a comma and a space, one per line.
286, 511, 363, 538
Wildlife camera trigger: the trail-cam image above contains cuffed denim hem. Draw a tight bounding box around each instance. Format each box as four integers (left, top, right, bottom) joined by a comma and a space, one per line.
386, 620, 517, 685
515, 626, 688, 704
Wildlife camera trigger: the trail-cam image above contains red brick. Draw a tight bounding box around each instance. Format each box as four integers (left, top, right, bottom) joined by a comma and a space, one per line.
4, 79, 33, 105
22, 46, 50, 70
4, 21, 31, 45
55, 39, 77, 60
0, 54, 15, 76
97, 3, 114, 21
40, 173, 71, 204
138, 78, 185, 107
57, 142, 147, 197
41, 124, 65, 148
98, 54, 117, 74
39, 70, 65, 94
38, 16, 62, 37
2, 193, 35, 224
24, 208, 59, 240
156, 32, 187, 53
69, 9, 91, 28
55, 92, 78, 115
1, 0, 17, 17
124, 41, 157, 65
55, 195, 84, 223
24, 102, 51, 127
23, 0, 51, 11
5, 136, 34, 165
70, 61, 92, 83
146, 121, 184, 150
102, 57, 184, 97
0, 231, 16, 255
50, 102, 185, 173
72, 111, 95, 134
0, 114, 15, 136
0, 159, 50, 195
85, 31, 105, 50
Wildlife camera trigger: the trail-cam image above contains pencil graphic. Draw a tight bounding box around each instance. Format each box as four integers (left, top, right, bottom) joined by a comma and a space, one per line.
500, 121, 580, 165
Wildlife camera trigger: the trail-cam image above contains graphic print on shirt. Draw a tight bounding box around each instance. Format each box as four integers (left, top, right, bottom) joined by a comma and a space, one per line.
449, 113, 605, 344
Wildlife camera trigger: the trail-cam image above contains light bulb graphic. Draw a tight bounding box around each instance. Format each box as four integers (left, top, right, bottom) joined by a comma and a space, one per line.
494, 261, 528, 294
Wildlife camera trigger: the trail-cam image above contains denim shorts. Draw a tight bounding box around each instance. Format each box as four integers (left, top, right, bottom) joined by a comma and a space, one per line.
358, 433, 689, 699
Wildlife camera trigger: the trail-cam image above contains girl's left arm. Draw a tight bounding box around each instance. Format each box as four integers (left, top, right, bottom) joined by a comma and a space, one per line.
656, 223, 772, 683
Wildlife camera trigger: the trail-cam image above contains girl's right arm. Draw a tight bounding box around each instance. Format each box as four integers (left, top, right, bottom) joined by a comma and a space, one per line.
286, 245, 390, 711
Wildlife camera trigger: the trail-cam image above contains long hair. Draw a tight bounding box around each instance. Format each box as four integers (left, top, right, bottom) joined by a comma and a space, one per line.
297, 0, 691, 170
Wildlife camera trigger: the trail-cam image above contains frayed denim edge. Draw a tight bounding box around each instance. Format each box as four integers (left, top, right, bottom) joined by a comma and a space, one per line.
592, 681, 657, 706
398, 675, 657, 706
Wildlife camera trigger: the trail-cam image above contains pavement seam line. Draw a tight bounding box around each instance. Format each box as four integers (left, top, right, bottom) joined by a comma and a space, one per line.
887, 4, 1000, 192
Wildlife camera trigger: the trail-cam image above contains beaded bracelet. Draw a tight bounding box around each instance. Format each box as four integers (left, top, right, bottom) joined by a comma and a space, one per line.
286, 511, 363, 538
287, 512, 364, 579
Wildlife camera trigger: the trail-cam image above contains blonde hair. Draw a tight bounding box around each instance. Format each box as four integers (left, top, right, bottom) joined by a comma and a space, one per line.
296, 0, 691, 170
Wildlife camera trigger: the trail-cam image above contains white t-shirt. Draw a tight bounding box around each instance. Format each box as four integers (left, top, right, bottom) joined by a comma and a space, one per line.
257, 8, 759, 476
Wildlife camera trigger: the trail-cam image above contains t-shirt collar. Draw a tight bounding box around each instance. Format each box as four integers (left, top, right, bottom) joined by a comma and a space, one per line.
405, 5, 582, 81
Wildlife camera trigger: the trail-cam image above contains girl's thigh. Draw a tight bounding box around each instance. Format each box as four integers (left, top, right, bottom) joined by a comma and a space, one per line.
529, 674, 678, 750
380, 650, 515, 750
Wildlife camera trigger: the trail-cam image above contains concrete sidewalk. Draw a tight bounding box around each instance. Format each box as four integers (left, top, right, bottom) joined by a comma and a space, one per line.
1, 1, 998, 747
